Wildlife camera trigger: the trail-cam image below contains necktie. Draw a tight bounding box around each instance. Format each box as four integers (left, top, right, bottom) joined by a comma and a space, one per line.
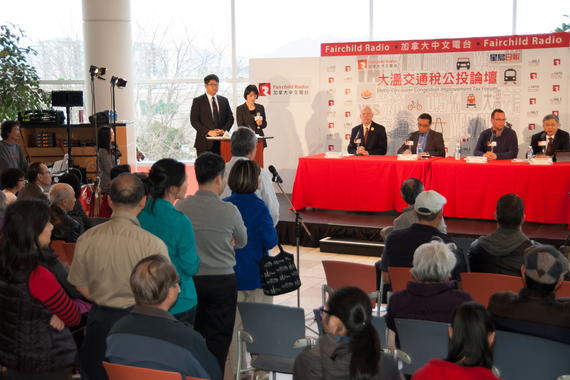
546, 137, 553, 155
364, 127, 369, 145
212, 97, 219, 128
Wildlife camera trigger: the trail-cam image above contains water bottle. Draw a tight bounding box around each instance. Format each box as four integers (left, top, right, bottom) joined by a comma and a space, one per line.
417, 146, 422, 159
454, 141, 461, 160
526, 146, 534, 162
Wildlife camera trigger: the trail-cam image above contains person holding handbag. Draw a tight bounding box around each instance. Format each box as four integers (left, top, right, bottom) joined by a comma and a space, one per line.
223, 159, 278, 378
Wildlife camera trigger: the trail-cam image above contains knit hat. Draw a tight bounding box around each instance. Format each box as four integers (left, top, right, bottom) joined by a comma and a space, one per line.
524, 245, 569, 284
415, 190, 447, 216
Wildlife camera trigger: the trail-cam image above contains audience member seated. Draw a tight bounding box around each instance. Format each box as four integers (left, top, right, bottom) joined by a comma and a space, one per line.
223, 159, 279, 377
175, 152, 247, 376
377, 190, 467, 285
17, 162, 51, 202
68, 173, 169, 380
99, 164, 131, 218
294, 286, 401, 380
469, 193, 539, 276
49, 183, 82, 243
487, 245, 570, 329
106, 255, 222, 380
1, 167, 25, 205
220, 126, 279, 225
382, 177, 446, 239
411, 302, 501, 380
0, 200, 81, 380
385, 239, 473, 340
138, 159, 200, 325
59, 172, 91, 230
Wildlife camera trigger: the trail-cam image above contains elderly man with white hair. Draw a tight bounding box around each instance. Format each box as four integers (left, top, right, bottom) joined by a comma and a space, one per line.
385, 238, 473, 339
49, 183, 81, 242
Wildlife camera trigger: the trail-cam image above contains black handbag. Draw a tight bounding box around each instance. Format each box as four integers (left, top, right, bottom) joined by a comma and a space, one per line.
258, 243, 301, 296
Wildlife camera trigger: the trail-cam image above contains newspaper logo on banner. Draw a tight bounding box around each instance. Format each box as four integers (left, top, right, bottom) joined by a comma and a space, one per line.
551, 72, 563, 79
327, 66, 336, 72
553, 111, 560, 116
528, 124, 536, 130
554, 59, 561, 66
328, 100, 334, 106
358, 60, 368, 70
530, 73, 537, 79
259, 83, 271, 96
529, 98, 537, 105
345, 66, 351, 72
553, 85, 560, 92
490, 52, 521, 63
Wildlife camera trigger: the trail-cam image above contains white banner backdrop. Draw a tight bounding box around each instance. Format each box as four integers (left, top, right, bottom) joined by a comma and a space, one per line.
250, 33, 569, 193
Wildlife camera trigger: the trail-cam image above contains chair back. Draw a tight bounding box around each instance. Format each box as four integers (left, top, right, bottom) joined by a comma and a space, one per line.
49, 240, 68, 264
395, 318, 450, 375
461, 272, 523, 307
89, 217, 109, 227
493, 317, 570, 345
62, 243, 76, 264
556, 280, 570, 298
238, 302, 305, 359
103, 362, 183, 380
453, 237, 475, 272
494, 330, 570, 380
322, 260, 378, 305
387, 267, 413, 293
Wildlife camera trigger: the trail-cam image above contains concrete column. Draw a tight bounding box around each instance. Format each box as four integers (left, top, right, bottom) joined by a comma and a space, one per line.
82, 0, 134, 122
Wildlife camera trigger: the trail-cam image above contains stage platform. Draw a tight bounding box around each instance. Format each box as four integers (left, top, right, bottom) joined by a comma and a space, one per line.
275, 194, 569, 250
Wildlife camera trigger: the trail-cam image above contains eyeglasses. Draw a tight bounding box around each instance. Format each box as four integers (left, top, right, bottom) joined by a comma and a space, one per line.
175, 279, 182, 287
18, 179, 27, 184
39, 171, 51, 175
493, 118, 507, 122
417, 123, 431, 128
207, 83, 219, 87
319, 305, 332, 318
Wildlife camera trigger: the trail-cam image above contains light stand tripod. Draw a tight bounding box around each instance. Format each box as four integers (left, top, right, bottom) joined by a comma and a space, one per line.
268, 166, 313, 308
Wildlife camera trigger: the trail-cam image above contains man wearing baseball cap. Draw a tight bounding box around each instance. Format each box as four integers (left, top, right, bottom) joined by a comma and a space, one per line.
488, 245, 570, 329
378, 190, 468, 285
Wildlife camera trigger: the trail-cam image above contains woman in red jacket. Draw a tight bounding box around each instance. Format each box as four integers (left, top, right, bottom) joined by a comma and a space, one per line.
412, 302, 502, 380
0, 200, 81, 380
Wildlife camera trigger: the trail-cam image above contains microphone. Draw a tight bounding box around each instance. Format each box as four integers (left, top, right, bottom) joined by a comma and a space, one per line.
268, 165, 283, 184
489, 130, 496, 143
541, 131, 547, 140
406, 133, 413, 141
256, 112, 261, 119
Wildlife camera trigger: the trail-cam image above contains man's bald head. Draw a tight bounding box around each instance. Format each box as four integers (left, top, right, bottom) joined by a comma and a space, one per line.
49, 183, 75, 212
109, 173, 145, 210
360, 106, 373, 126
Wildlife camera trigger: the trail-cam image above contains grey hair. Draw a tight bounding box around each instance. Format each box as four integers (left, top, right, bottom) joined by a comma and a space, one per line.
231, 127, 257, 156
130, 255, 179, 305
48, 184, 74, 205
411, 237, 457, 282
542, 114, 559, 124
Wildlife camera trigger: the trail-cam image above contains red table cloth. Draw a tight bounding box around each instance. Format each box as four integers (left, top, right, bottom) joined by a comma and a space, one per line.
291, 154, 442, 212
427, 157, 570, 224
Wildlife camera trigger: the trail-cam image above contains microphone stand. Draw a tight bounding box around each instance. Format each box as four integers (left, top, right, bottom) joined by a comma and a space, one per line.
271, 173, 313, 308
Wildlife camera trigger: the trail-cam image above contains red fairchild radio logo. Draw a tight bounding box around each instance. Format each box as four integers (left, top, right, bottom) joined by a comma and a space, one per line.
258, 83, 271, 96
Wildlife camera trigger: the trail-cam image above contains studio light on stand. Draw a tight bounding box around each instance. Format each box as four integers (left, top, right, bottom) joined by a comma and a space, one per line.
89, 64, 107, 216
109, 76, 127, 165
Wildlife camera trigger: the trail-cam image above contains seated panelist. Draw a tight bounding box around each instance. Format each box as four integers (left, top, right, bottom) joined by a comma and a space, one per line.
347, 106, 387, 155
397, 113, 445, 157
530, 114, 570, 157
474, 109, 518, 161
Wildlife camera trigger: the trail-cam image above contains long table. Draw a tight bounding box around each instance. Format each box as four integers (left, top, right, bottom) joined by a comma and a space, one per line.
427, 157, 570, 224
291, 154, 442, 212
291, 154, 570, 224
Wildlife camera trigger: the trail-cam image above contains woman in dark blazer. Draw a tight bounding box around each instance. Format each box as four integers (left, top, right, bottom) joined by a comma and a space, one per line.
235, 85, 267, 148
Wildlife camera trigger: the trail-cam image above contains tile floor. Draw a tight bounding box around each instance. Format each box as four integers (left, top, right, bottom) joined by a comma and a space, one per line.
223, 244, 387, 380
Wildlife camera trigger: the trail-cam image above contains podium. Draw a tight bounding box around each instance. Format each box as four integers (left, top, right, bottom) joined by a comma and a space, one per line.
212, 136, 272, 168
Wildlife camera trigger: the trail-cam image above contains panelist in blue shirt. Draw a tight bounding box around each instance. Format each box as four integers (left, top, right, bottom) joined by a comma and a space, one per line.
397, 113, 445, 157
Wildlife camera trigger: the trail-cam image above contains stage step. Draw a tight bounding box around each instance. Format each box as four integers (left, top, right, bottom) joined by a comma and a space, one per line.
319, 237, 384, 257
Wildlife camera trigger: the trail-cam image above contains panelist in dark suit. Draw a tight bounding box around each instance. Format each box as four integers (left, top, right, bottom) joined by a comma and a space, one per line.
191, 74, 235, 156
474, 109, 518, 161
235, 85, 267, 148
397, 113, 445, 157
347, 106, 387, 155
530, 114, 570, 157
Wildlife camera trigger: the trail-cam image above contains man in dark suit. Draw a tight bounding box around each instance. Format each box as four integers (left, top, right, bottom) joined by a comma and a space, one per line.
191, 74, 235, 156
397, 113, 445, 156
530, 114, 570, 157
347, 106, 387, 155
17, 161, 50, 202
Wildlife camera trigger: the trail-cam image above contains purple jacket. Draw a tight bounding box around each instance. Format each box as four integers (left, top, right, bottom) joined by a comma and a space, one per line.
386, 280, 473, 333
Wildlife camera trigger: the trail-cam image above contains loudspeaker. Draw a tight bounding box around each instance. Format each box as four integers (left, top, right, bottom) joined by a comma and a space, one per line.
52, 91, 84, 107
